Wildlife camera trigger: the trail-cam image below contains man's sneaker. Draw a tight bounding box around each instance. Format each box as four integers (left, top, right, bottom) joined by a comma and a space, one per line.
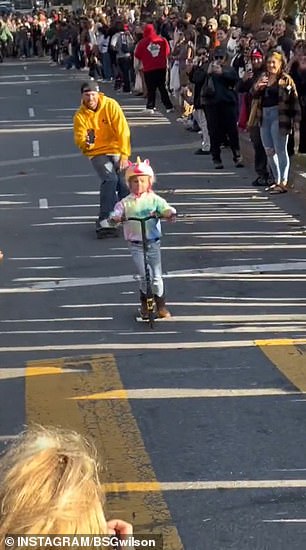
213, 159, 224, 169
96, 228, 119, 239
95, 219, 119, 238
234, 156, 244, 168
252, 176, 268, 187
166, 108, 175, 113
143, 108, 155, 114
194, 149, 210, 155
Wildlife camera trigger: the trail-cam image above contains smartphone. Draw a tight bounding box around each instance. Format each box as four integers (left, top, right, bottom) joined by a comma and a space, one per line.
87, 129, 95, 144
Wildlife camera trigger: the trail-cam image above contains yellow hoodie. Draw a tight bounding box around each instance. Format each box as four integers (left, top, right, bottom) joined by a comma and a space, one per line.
73, 93, 131, 159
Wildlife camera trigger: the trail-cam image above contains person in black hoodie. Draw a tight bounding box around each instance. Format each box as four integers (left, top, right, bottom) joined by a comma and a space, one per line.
187, 47, 211, 155
237, 47, 270, 186
201, 46, 243, 169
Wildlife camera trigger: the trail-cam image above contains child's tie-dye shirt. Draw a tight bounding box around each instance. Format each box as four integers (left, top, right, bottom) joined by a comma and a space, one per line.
110, 191, 176, 241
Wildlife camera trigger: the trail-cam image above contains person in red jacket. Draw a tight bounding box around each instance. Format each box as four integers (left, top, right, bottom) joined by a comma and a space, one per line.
134, 23, 173, 113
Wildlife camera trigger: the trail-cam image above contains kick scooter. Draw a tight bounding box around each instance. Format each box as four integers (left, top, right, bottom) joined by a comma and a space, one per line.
127, 215, 157, 329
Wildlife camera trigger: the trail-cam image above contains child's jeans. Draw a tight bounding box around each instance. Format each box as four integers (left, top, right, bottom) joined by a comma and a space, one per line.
128, 239, 164, 297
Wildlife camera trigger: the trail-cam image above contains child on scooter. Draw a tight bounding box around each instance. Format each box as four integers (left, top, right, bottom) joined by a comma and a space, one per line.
108, 157, 176, 319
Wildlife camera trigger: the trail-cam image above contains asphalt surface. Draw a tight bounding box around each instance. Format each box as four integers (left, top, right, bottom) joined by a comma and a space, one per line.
1, 59, 306, 549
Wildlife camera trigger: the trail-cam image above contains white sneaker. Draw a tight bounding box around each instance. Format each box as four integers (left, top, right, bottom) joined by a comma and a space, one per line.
143, 108, 155, 114
98, 219, 113, 229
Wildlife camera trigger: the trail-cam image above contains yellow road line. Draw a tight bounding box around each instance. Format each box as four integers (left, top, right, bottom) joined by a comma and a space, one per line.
70, 387, 295, 400
256, 340, 306, 392
104, 479, 306, 491
26, 354, 183, 550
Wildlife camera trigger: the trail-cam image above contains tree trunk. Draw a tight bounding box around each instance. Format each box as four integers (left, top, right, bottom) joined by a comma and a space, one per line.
242, 0, 264, 29
185, 0, 214, 19
237, 0, 248, 24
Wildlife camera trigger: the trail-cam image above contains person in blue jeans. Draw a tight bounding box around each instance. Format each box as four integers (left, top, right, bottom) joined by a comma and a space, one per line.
108, 157, 176, 318
252, 50, 301, 194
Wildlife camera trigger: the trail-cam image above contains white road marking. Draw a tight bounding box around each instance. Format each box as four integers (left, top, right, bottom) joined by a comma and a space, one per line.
0, 317, 112, 323
0, 330, 104, 335
14, 278, 70, 282
60, 301, 306, 308
28, 261, 306, 290
39, 198, 48, 209
0, 201, 30, 205
263, 519, 306, 523
32, 140, 40, 157
32, 222, 93, 226
9, 257, 62, 260
0, 142, 201, 167
1, 338, 306, 353
24, 75, 29, 81
0, 367, 25, 379
19, 266, 63, 270
81, 388, 294, 399
26, 88, 31, 95
134, 314, 306, 322
28, 107, 35, 118
196, 326, 306, 333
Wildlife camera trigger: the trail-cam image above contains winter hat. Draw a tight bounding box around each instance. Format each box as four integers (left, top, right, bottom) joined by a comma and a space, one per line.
219, 14, 231, 28
80, 80, 100, 93
125, 157, 154, 183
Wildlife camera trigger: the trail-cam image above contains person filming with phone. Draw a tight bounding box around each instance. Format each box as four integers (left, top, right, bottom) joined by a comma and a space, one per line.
250, 50, 300, 194
201, 46, 243, 170
73, 80, 131, 238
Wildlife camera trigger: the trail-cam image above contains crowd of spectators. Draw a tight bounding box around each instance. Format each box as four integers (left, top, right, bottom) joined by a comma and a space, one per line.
0, 3, 305, 191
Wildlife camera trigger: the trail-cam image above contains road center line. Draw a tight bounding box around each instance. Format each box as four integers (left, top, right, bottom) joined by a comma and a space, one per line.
26, 88, 31, 96
39, 198, 48, 209
32, 140, 40, 157
256, 342, 306, 392
26, 355, 183, 548
104, 479, 306, 492
28, 107, 35, 118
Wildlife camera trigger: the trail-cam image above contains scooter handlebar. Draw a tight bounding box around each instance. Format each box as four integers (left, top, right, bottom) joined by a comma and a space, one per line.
126, 215, 159, 222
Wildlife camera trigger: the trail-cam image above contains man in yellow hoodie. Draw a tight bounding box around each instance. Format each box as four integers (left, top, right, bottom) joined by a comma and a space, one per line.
73, 80, 131, 238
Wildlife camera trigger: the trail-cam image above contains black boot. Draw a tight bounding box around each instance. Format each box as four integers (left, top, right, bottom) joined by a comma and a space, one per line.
140, 291, 149, 319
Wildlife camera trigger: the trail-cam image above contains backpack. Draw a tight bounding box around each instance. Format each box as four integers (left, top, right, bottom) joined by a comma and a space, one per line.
117, 31, 134, 55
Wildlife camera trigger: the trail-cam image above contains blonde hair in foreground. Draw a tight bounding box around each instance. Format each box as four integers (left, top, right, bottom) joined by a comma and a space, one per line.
0, 426, 108, 541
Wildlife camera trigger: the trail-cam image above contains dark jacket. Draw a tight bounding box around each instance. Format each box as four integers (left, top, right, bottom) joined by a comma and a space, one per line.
201, 66, 238, 106
188, 63, 208, 109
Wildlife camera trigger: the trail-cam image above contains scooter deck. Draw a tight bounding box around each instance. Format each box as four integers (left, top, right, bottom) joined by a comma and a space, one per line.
135, 309, 157, 323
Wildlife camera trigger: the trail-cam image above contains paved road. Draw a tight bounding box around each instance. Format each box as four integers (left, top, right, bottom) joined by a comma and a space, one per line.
1, 60, 306, 549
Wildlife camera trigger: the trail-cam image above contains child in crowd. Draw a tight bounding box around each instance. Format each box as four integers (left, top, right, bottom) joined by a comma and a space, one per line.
88, 46, 103, 80
109, 157, 176, 319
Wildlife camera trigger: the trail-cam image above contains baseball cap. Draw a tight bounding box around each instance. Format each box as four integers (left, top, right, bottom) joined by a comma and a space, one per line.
80, 80, 99, 93
250, 47, 264, 59
256, 30, 270, 42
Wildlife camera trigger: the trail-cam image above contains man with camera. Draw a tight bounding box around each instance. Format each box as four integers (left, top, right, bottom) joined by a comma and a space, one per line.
73, 80, 131, 238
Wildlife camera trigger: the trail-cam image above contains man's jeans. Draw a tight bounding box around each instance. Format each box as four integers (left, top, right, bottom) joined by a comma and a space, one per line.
260, 106, 289, 184
91, 155, 129, 220
128, 240, 164, 297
